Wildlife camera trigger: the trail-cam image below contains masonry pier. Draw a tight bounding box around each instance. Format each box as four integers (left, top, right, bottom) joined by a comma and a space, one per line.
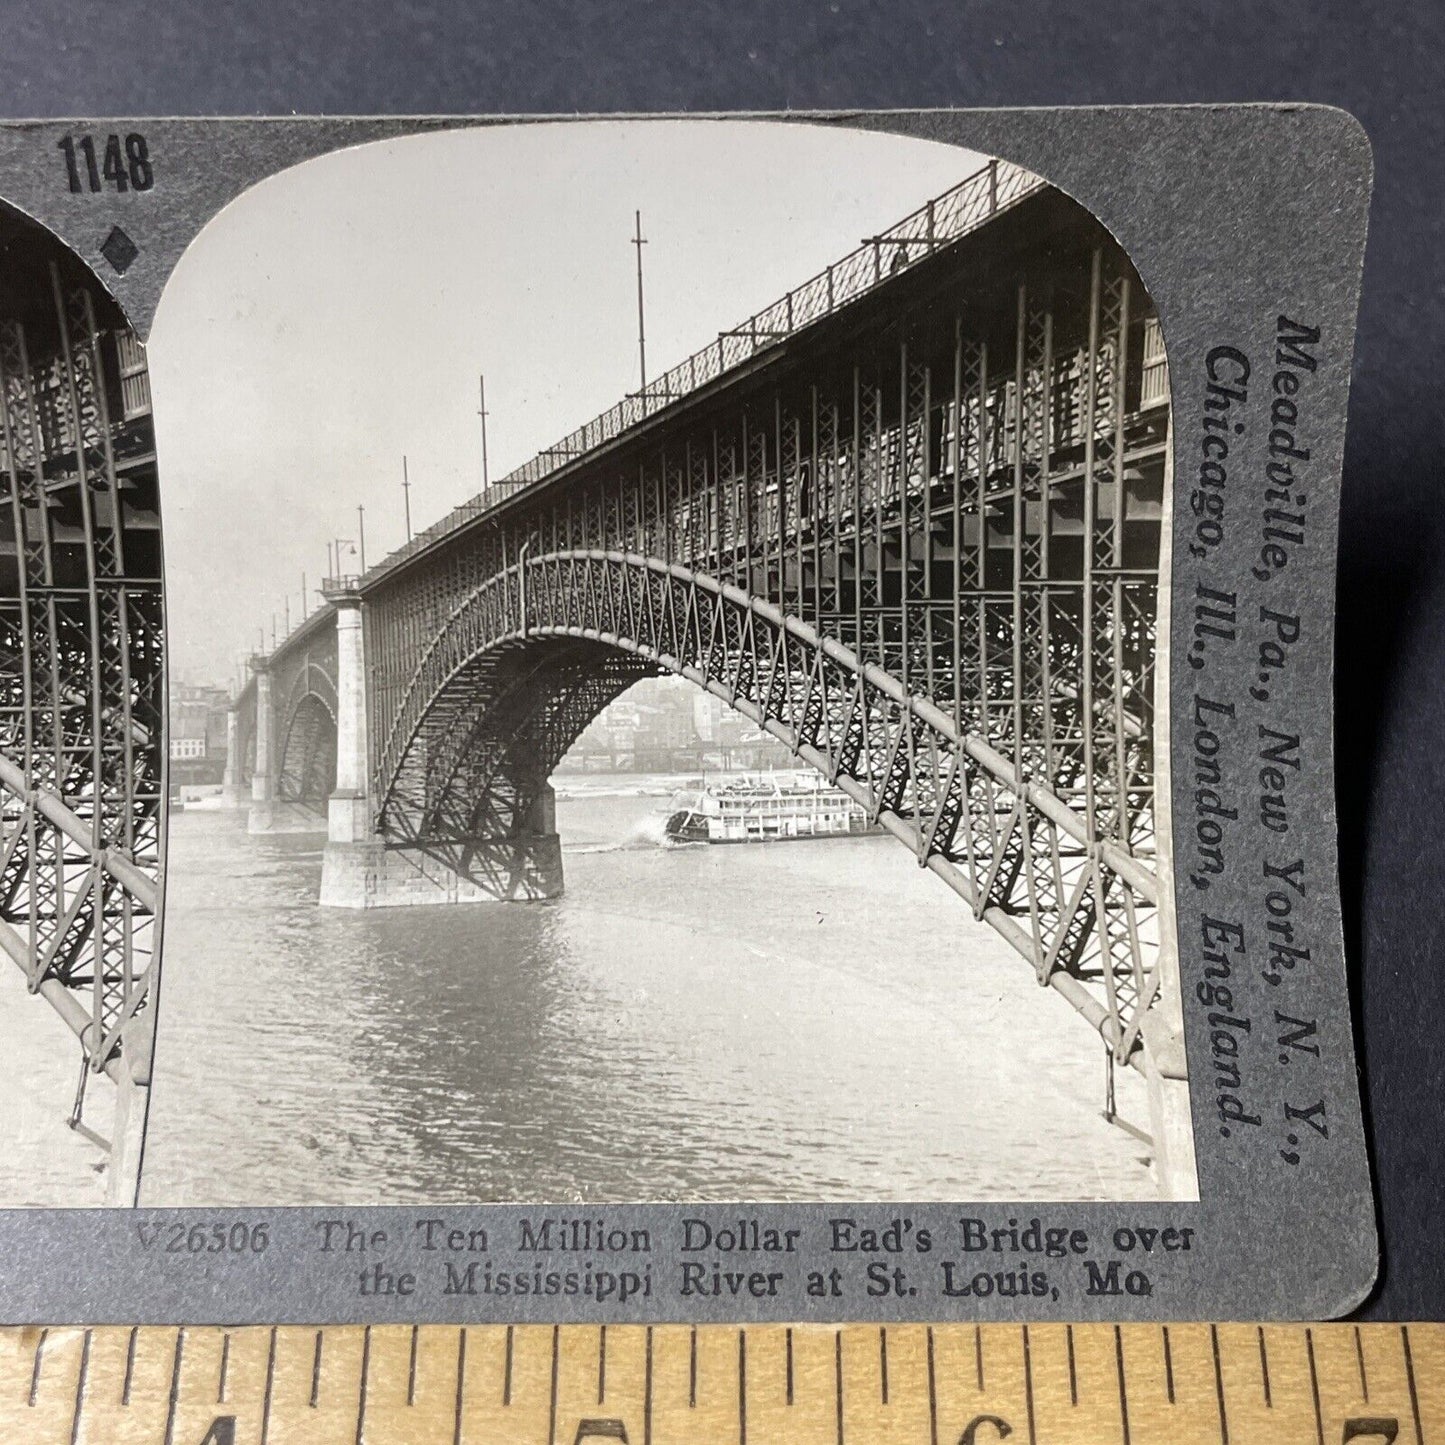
245, 657, 277, 833
318, 581, 564, 908
241, 656, 326, 834
220, 704, 248, 806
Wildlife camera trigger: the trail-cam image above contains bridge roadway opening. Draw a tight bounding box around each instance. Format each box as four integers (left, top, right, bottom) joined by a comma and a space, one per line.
228, 161, 1192, 1194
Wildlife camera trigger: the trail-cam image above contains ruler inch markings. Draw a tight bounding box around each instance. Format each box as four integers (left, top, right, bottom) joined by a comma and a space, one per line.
66, 1328, 90, 1445
927, 1325, 938, 1445
218, 1331, 231, 1405
1307, 1325, 1326, 1445
1022, 1323, 1037, 1445
451, 1326, 465, 1445
161, 1327, 184, 1445
1212, 1323, 1230, 1443
28, 1327, 47, 1408
1114, 1324, 1131, 1445
644, 1325, 653, 1445
1405, 1324, 1426, 1445
355, 1324, 371, 1445
5, 1323, 1444, 1445
123, 1325, 139, 1406
259, 1325, 276, 1445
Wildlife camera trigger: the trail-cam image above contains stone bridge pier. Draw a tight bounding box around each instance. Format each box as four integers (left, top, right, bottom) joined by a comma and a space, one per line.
238, 635, 341, 835
220, 703, 247, 806
245, 656, 278, 833
318, 585, 564, 908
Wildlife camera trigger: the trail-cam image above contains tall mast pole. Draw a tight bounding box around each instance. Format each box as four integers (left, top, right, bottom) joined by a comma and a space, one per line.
402, 454, 412, 542
357, 503, 367, 572
632, 210, 648, 394
478, 375, 490, 492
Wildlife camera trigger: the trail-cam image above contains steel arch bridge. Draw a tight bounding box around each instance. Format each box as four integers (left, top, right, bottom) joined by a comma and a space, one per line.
230, 617, 340, 831
0, 157, 1191, 1194
0, 204, 163, 1196
233, 162, 1188, 1188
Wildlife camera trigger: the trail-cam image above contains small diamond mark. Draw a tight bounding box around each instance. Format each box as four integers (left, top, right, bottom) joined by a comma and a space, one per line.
100, 225, 139, 275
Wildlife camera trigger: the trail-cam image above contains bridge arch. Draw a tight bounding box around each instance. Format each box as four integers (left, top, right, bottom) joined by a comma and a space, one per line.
381, 634, 651, 846
377, 548, 1162, 1071
230, 680, 258, 789
277, 688, 338, 806
241, 628, 341, 831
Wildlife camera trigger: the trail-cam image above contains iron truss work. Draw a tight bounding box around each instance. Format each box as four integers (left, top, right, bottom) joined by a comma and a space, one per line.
0, 213, 163, 1191
384, 637, 653, 891
250, 174, 1181, 1159
368, 158, 1048, 569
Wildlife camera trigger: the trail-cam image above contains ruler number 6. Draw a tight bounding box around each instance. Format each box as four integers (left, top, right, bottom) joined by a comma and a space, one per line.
58, 133, 153, 193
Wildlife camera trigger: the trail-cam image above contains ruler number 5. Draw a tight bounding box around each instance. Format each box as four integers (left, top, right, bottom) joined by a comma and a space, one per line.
58, 133, 153, 194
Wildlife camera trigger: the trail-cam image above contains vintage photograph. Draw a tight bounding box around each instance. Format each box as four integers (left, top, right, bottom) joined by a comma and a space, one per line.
1, 119, 1193, 1210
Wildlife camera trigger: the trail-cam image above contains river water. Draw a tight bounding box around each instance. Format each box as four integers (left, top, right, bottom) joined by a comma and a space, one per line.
140, 780, 1157, 1205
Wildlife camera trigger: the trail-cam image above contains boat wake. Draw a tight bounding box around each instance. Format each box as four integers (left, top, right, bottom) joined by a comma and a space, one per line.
568, 811, 675, 854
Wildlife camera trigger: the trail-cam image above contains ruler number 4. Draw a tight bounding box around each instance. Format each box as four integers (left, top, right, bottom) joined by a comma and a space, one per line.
58, 133, 153, 193
194, 1417, 236, 1445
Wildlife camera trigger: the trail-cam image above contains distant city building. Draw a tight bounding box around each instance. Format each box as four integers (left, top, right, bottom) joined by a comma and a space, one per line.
561, 676, 794, 774
169, 682, 232, 789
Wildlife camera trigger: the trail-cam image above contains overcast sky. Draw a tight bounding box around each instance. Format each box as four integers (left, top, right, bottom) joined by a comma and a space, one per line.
148, 120, 988, 686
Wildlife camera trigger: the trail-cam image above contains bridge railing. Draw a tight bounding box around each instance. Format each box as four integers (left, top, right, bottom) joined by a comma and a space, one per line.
362, 156, 1045, 587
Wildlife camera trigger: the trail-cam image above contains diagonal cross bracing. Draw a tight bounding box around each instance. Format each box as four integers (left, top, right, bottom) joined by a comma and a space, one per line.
0, 232, 163, 1178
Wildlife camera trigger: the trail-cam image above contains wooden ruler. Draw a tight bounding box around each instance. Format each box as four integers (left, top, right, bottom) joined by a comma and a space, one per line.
0, 1322, 1437, 1444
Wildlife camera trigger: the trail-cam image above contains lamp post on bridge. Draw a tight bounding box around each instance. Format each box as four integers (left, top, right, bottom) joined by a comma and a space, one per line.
357, 504, 367, 572
632, 210, 648, 395
330, 537, 356, 583
477, 376, 490, 493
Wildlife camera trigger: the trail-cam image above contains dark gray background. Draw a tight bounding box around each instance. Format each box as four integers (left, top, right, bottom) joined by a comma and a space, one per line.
0, 0, 1438, 1321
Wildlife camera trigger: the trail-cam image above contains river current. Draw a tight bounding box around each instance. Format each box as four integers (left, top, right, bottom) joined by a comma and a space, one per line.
139, 780, 1156, 1205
